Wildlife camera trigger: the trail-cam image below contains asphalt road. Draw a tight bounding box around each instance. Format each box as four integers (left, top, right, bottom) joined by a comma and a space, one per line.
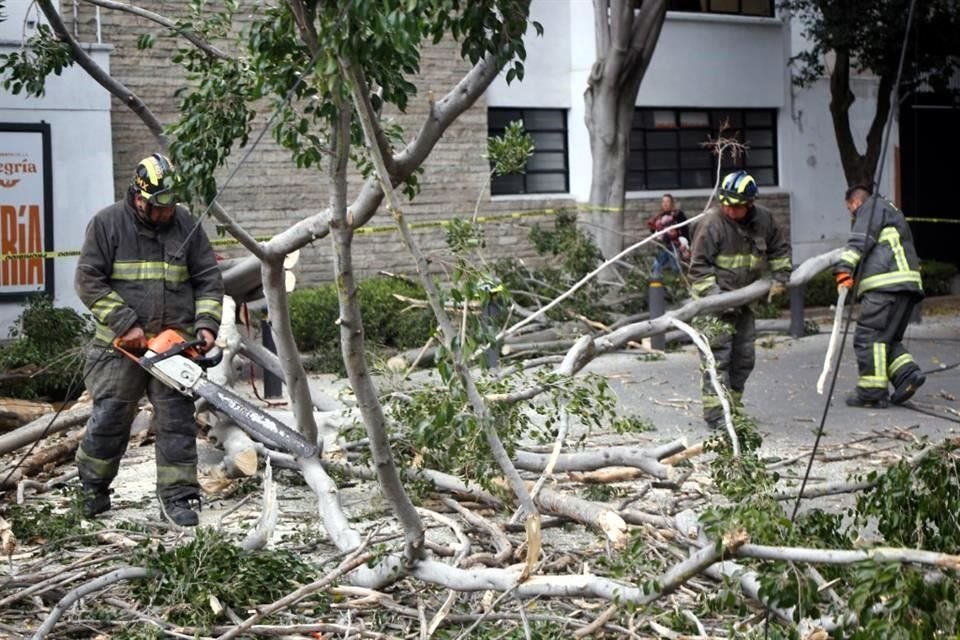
583, 312, 960, 461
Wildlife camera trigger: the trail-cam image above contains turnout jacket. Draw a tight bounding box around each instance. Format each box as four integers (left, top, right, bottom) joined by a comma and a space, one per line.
835, 195, 923, 299
75, 193, 224, 345
689, 205, 792, 298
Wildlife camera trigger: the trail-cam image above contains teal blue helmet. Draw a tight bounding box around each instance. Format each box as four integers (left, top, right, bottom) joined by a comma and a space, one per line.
718, 170, 758, 206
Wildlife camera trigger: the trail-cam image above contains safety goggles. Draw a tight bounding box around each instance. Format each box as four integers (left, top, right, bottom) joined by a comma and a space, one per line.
150, 189, 177, 207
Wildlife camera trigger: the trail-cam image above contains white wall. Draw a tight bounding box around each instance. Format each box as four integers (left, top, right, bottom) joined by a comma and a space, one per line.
0, 39, 114, 336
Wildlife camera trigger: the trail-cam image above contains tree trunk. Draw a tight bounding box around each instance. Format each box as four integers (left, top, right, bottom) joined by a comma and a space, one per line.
584, 0, 667, 259
829, 50, 895, 188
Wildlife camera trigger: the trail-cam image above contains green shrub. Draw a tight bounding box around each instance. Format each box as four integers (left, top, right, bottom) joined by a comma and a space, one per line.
288, 276, 435, 374
802, 269, 837, 308
920, 260, 958, 296
0, 296, 92, 400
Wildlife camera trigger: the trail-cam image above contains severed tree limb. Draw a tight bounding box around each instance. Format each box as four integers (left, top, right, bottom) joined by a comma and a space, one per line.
0, 405, 91, 457
442, 497, 512, 568
30, 567, 152, 640
0, 429, 84, 490
734, 543, 960, 570
533, 486, 628, 550
575, 528, 749, 638
513, 445, 679, 481
669, 317, 739, 456
595, 248, 845, 354
240, 458, 277, 552
208, 416, 258, 478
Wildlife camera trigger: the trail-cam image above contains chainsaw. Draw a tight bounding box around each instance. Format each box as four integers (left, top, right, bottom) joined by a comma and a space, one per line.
114, 329, 319, 458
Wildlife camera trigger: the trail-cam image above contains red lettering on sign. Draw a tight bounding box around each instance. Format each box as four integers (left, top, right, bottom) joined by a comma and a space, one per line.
1, 203, 44, 287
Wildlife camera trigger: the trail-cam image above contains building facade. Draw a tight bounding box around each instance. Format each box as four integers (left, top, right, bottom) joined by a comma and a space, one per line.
0, 0, 904, 335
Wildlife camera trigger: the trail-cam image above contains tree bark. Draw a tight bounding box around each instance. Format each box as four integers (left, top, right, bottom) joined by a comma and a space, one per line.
584, 0, 668, 258
829, 50, 895, 187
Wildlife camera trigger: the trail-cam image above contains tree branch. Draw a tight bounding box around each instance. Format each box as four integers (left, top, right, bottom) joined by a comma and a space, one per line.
81, 0, 232, 60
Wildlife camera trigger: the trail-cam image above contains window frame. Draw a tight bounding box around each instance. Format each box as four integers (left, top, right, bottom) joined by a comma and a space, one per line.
487, 107, 570, 196
667, 0, 775, 17
626, 107, 779, 192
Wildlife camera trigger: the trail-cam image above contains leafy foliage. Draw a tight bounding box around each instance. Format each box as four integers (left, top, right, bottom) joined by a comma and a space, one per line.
6, 492, 91, 549
0, 24, 72, 97
164, 0, 538, 206
855, 441, 960, 551
781, 0, 960, 93
0, 295, 92, 400
493, 211, 608, 321
288, 276, 435, 374
132, 527, 319, 628
488, 120, 535, 177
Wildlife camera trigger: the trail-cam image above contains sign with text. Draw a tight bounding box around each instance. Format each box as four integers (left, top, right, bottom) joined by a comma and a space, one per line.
0, 123, 53, 300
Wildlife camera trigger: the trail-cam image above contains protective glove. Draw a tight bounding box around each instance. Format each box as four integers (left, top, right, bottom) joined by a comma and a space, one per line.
767, 281, 786, 303
835, 272, 854, 290
196, 328, 216, 354
117, 326, 147, 352
678, 236, 690, 249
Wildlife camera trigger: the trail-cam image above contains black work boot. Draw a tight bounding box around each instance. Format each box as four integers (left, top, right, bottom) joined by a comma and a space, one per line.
80, 485, 111, 518
845, 392, 889, 409
891, 370, 926, 405
160, 496, 200, 527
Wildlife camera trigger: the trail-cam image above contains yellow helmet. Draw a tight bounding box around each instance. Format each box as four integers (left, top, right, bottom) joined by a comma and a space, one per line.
718, 170, 758, 206
133, 153, 178, 206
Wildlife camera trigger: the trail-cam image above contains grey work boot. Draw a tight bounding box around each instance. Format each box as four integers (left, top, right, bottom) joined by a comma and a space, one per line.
80, 485, 111, 518
160, 496, 200, 527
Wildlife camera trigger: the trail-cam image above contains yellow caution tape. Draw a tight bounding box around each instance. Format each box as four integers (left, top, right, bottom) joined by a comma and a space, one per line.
906, 217, 960, 224
0, 203, 625, 260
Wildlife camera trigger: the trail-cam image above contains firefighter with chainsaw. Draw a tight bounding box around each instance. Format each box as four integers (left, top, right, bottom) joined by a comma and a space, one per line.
74, 153, 224, 526
835, 184, 925, 409
689, 171, 792, 429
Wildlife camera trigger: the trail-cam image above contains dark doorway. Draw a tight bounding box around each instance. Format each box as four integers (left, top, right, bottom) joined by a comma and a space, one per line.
900, 91, 960, 267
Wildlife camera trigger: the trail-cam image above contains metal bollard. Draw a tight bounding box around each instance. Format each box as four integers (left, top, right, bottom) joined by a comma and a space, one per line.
260, 318, 283, 399
648, 278, 666, 351
790, 284, 806, 338
482, 299, 501, 369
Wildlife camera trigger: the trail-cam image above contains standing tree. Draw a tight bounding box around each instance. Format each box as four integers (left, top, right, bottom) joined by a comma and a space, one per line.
583, 0, 668, 259
782, 0, 960, 187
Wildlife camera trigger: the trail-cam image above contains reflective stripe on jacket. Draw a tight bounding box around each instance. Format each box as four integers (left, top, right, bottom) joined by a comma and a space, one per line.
835, 196, 923, 299
689, 205, 792, 298
75, 193, 224, 344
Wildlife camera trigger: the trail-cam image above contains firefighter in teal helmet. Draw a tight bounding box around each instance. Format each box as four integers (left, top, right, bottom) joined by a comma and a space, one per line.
74, 153, 224, 526
689, 170, 793, 429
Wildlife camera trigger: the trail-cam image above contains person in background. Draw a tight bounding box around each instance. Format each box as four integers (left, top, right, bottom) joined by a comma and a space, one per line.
74, 153, 224, 526
689, 171, 792, 429
647, 194, 690, 278
835, 184, 925, 408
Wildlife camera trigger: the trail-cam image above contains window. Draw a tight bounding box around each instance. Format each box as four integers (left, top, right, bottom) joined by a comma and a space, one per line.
626, 108, 778, 191
667, 0, 774, 17
488, 108, 569, 196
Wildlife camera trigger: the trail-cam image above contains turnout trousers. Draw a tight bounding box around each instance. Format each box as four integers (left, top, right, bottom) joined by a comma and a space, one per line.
75, 345, 200, 502
702, 306, 755, 425
852, 291, 923, 402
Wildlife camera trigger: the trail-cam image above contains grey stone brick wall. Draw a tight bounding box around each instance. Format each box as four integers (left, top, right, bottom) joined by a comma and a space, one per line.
64, 3, 793, 290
